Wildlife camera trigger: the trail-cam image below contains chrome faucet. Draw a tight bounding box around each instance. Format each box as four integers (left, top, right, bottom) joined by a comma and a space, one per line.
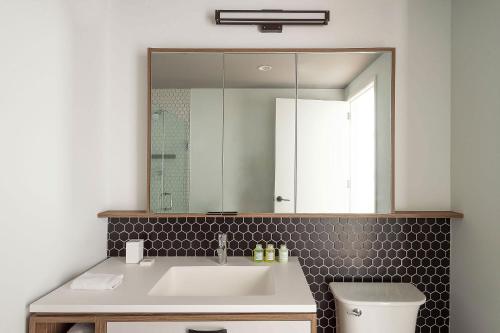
216, 233, 228, 265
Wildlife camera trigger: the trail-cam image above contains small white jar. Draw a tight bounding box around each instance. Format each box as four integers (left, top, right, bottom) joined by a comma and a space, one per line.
126, 239, 144, 264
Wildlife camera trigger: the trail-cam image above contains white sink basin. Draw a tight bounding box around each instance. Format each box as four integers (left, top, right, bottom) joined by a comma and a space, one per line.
148, 265, 275, 297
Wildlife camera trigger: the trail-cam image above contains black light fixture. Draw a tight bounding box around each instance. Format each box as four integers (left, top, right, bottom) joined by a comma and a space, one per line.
215, 9, 330, 33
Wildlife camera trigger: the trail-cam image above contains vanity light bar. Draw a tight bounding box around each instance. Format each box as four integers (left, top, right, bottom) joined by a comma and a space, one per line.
215, 9, 330, 33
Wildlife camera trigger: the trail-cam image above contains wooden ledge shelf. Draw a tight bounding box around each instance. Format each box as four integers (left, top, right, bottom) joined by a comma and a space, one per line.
97, 210, 463, 219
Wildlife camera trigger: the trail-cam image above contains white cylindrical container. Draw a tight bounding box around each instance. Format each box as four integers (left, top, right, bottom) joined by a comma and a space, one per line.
329, 282, 426, 333
126, 239, 144, 264
278, 244, 289, 263
67, 323, 94, 333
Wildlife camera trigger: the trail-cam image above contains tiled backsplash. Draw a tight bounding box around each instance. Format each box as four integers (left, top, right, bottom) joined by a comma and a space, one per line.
107, 217, 450, 333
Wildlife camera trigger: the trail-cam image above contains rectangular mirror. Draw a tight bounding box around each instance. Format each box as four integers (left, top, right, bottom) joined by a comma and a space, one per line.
148, 49, 394, 214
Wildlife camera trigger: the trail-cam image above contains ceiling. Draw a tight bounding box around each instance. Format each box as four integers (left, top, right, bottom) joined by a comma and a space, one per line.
151, 52, 384, 89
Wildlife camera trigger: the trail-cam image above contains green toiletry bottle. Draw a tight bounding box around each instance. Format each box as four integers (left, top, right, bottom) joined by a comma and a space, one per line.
278, 244, 289, 263
253, 244, 264, 262
265, 243, 276, 262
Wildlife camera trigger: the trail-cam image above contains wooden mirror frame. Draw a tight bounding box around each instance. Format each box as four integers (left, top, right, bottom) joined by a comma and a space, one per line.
146, 48, 396, 215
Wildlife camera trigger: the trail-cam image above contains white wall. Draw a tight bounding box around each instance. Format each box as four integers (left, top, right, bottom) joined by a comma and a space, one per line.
0, 1, 454, 331
451, 0, 500, 332
401, 0, 451, 210
223, 89, 294, 213
0, 1, 108, 332
190, 89, 223, 213
105, 0, 452, 211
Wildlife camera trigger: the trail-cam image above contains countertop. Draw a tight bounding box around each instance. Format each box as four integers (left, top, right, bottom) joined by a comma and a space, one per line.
29, 257, 316, 313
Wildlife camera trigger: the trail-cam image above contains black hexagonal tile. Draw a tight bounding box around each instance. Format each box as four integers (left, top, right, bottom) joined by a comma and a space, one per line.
107, 216, 451, 333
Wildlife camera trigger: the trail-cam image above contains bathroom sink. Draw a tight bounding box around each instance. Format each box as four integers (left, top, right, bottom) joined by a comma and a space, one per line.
148, 265, 275, 296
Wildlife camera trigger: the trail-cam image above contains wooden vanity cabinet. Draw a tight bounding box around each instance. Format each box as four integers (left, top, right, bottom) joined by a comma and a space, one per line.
29, 313, 317, 333
29, 314, 102, 333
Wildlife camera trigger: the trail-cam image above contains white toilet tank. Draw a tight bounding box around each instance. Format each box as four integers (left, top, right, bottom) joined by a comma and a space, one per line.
329, 283, 426, 333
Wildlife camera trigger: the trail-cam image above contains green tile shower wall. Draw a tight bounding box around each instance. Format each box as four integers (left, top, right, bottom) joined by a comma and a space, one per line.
150, 89, 190, 212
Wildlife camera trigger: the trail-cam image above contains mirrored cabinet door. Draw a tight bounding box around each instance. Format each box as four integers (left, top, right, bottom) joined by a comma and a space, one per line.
149, 52, 224, 213
296, 51, 393, 213
148, 49, 394, 214
222, 53, 296, 213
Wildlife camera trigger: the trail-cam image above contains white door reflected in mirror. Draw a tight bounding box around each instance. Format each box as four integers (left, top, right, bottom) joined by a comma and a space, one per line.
275, 83, 375, 214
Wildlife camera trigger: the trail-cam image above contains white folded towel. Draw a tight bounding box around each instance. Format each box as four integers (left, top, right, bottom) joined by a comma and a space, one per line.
67, 323, 95, 333
70, 272, 123, 290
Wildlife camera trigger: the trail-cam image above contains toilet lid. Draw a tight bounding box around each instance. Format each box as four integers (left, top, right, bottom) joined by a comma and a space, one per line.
329, 283, 426, 306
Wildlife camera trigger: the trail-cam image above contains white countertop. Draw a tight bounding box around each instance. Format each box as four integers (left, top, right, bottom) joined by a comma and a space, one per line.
30, 257, 316, 313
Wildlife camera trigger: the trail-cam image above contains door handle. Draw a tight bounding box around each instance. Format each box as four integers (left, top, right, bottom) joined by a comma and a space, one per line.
160, 192, 173, 211
276, 196, 290, 202
188, 330, 227, 333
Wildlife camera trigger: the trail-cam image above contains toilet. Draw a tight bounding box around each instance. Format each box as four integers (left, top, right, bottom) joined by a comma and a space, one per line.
329, 282, 426, 333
